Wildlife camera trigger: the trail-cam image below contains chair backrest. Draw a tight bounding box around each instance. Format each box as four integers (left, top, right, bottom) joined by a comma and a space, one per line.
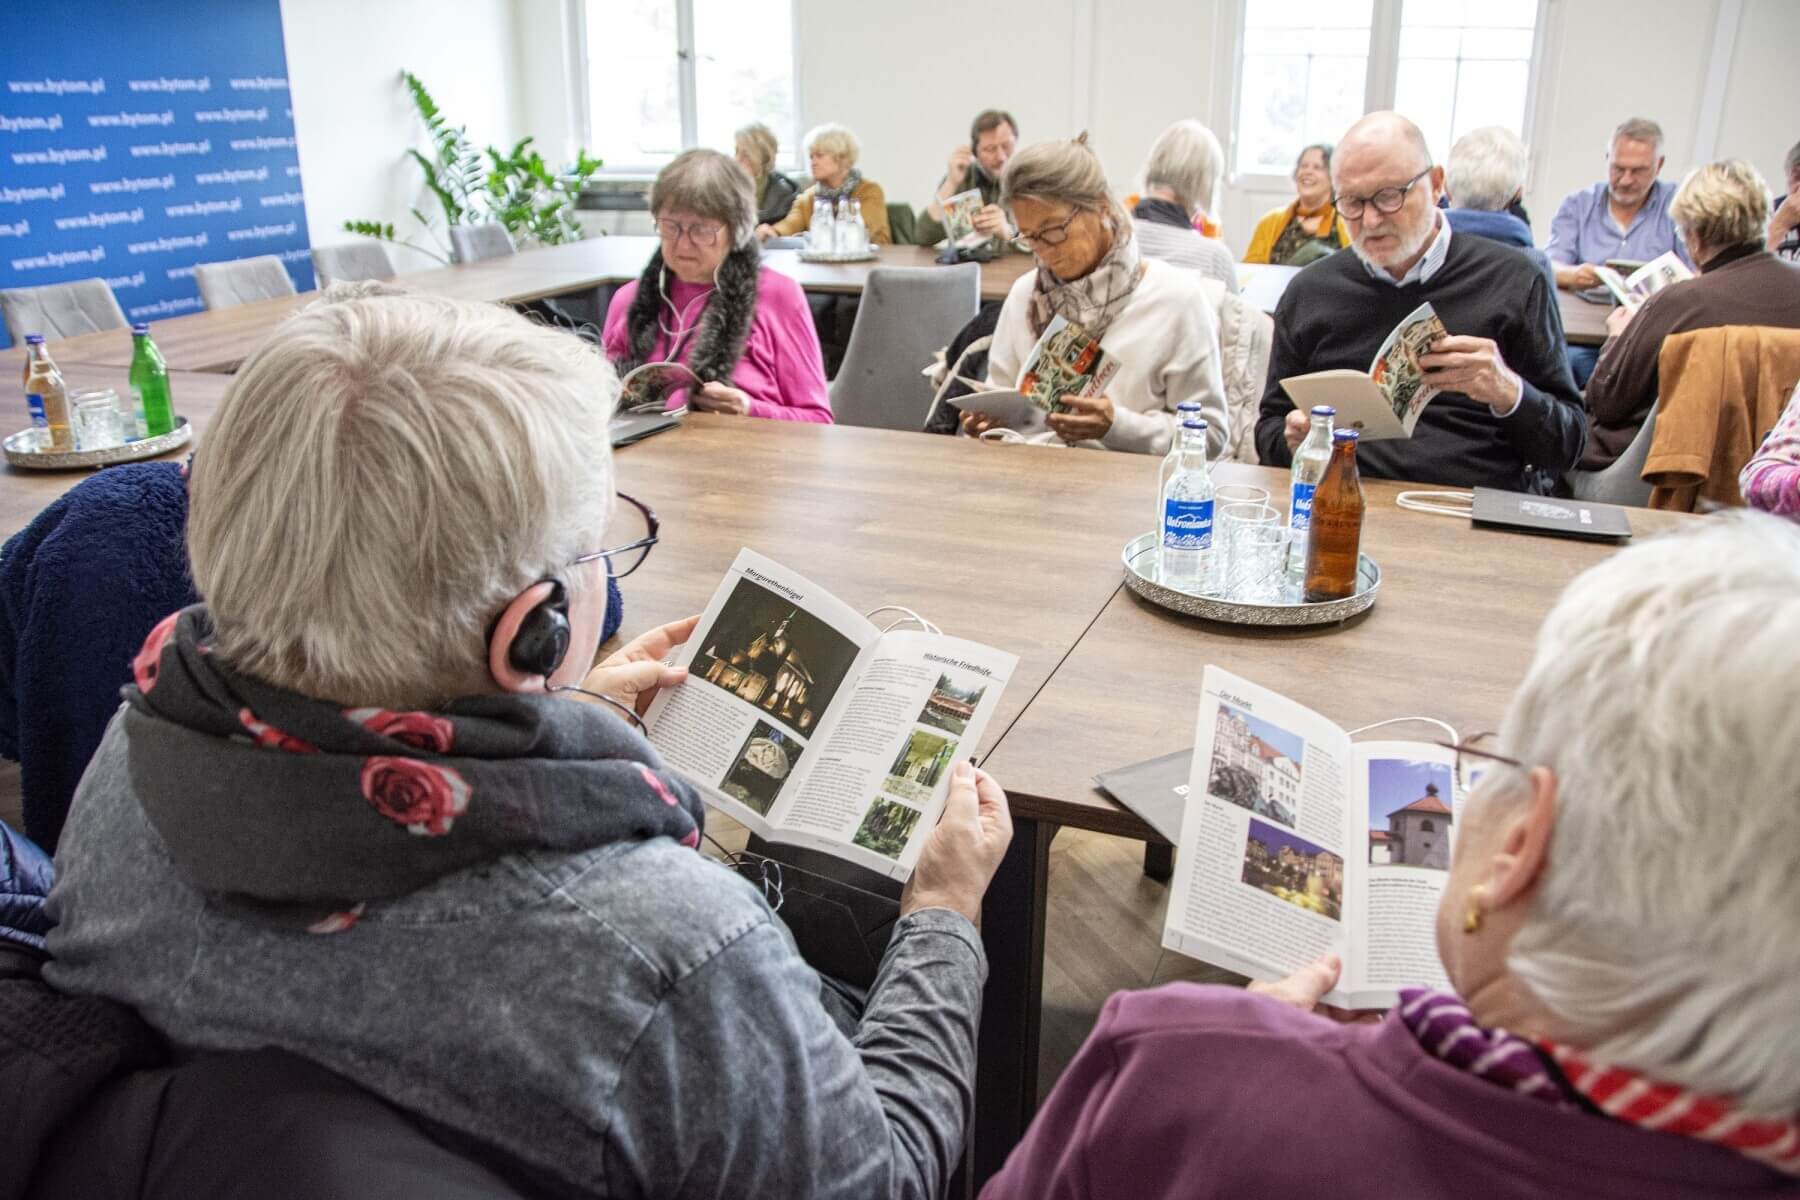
1197, 279, 1274, 464
0, 278, 128, 342
1567, 404, 1658, 507
1644, 325, 1800, 510
193, 255, 297, 311
886, 202, 918, 246
829, 265, 981, 431
311, 242, 396, 285
449, 223, 516, 264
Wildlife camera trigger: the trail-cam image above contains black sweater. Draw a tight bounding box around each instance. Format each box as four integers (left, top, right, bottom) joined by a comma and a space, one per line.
1255, 235, 1585, 492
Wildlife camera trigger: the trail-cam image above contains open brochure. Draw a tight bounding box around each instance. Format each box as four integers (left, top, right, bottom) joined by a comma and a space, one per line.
949, 315, 1122, 433
1278, 301, 1448, 441
618, 360, 699, 414
1593, 250, 1693, 310
641, 550, 1018, 880
941, 187, 991, 251
1162, 666, 1464, 1010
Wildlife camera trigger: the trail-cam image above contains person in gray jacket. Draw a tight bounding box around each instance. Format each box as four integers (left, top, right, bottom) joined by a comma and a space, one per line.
44, 282, 1012, 1199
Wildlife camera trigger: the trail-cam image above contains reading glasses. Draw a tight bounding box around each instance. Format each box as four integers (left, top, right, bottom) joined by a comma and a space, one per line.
654, 218, 726, 248
1334, 167, 1433, 220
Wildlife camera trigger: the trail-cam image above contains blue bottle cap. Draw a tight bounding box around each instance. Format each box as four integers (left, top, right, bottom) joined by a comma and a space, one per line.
24, 334, 44, 344
1332, 428, 1360, 442
131, 323, 150, 335
1176, 400, 1203, 410
1310, 405, 1336, 416
1183, 418, 1208, 430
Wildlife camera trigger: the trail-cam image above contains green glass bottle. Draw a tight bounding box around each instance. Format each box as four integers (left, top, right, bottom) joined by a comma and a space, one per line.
128, 323, 174, 438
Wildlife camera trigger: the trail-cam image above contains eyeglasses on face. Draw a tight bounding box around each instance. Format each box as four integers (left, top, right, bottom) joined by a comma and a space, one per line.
1334, 167, 1433, 220
654, 218, 725, 248
568, 492, 660, 580
1433, 732, 1525, 791
1018, 209, 1083, 247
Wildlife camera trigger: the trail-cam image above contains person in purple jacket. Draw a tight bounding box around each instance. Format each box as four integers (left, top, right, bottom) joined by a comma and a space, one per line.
985, 512, 1800, 1200
603, 148, 833, 423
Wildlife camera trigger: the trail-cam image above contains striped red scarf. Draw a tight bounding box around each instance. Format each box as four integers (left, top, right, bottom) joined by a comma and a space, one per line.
1400, 988, 1800, 1177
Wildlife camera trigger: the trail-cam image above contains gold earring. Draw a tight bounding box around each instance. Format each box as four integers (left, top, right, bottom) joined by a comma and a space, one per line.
1463, 902, 1483, 934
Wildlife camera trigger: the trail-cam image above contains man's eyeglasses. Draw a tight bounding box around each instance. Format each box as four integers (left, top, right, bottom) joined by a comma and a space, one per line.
1334, 167, 1433, 220
654, 218, 725, 248
1017, 209, 1082, 248
568, 493, 660, 580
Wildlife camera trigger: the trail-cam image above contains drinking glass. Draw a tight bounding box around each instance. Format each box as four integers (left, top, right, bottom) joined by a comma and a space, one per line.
1224, 524, 1292, 603
1215, 484, 1270, 509
70, 389, 124, 451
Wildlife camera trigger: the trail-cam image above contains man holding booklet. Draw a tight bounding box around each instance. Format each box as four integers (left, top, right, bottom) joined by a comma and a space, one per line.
1255, 112, 1585, 494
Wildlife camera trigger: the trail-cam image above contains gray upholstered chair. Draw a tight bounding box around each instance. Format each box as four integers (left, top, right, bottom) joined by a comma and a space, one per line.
193, 255, 298, 311
1566, 405, 1658, 508
829, 265, 980, 431
311, 242, 396, 285
0, 279, 128, 342
448, 223, 516, 264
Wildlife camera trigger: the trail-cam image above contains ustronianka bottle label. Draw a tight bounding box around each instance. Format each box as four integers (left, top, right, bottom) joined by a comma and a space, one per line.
1290, 482, 1317, 531
1162, 498, 1214, 550
25, 392, 46, 429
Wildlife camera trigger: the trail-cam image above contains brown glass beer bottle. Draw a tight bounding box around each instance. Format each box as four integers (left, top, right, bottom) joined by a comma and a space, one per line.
1303, 429, 1365, 602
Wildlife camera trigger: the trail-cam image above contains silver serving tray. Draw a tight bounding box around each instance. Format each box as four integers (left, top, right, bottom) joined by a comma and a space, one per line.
4, 417, 191, 471
1122, 531, 1380, 627
796, 247, 879, 263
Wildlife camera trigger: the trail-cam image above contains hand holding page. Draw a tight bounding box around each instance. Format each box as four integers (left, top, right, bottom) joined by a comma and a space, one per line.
640, 550, 1018, 881
951, 316, 1122, 433
1279, 302, 1448, 440
1592, 251, 1693, 311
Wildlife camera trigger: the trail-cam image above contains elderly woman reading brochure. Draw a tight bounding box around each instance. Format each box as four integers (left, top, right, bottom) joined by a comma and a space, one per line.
45, 284, 1012, 1200
961, 135, 1230, 456
982, 513, 1800, 1200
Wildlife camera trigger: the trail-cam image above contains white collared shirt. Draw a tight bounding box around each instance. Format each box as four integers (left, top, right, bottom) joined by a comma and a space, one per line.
1360, 211, 1452, 286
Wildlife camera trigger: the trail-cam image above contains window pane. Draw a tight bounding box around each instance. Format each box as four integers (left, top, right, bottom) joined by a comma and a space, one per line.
586, 0, 681, 166
692, 0, 795, 163
1235, 0, 1372, 176
1396, 0, 1537, 163
1451, 60, 1530, 142
1393, 59, 1456, 161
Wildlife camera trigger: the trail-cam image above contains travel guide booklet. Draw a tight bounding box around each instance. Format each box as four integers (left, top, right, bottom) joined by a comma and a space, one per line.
1592, 250, 1693, 311
641, 550, 1017, 880
948, 315, 1121, 434
617, 360, 699, 414
1278, 301, 1448, 441
1161, 666, 1465, 1010
941, 187, 991, 251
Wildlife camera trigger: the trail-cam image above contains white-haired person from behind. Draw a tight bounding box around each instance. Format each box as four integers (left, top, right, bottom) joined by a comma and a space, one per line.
961, 134, 1231, 457
1131, 119, 1239, 293
984, 511, 1800, 1200
1444, 125, 1556, 291
758, 122, 892, 244
45, 283, 1013, 1199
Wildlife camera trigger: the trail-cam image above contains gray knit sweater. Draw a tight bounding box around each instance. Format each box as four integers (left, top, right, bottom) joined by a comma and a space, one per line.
46, 716, 988, 1199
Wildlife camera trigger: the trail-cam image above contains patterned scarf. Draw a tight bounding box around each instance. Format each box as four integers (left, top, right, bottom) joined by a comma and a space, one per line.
1400, 988, 1800, 1177
813, 168, 864, 204
122, 607, 705, 933
1026, 219, 1147, 340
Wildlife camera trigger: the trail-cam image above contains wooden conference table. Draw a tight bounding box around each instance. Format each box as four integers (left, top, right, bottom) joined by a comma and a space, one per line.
2, 237, 1034, 375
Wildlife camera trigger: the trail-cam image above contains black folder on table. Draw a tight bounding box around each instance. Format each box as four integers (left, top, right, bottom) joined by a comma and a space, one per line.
1471, 487, 1632, 541
1093, 748, 1192, 846
609, 410, 681, 448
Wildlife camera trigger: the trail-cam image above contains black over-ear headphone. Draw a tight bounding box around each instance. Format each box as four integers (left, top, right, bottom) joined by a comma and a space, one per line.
508, 580, 572, 680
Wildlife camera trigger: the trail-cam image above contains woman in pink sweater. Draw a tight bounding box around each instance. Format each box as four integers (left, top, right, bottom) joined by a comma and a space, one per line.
603, 149, 832, 423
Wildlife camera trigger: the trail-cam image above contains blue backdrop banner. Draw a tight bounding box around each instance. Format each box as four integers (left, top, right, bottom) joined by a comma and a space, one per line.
0, 0, 311, 349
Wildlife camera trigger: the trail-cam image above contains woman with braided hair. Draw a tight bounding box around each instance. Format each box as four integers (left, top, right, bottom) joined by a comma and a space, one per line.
603, 148, 833, 422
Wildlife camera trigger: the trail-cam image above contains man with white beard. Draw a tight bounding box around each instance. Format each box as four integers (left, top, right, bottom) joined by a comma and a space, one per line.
1255, 112, 1585, 494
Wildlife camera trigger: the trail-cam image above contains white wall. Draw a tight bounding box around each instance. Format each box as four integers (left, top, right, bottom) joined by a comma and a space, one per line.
281, 0, 526, 271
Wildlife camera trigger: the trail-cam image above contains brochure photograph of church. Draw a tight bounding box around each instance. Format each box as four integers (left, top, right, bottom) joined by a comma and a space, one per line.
1206, 703, 1303, 828
916, 673, 986, 737
1366, 758, 1455, 871
690, 577, 860, 736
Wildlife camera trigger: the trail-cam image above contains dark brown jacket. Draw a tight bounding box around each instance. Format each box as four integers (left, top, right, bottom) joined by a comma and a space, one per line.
1582, 248, 1800, 469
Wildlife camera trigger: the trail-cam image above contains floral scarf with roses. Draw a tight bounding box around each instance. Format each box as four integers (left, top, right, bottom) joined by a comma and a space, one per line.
121, 607, 706, 933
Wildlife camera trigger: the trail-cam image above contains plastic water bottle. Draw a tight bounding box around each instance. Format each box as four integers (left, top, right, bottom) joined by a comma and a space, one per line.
1156, 401, 1204, 531
810, 197, 835, 252
1287, 405, 1335, 587
1160, 418, 1215, 593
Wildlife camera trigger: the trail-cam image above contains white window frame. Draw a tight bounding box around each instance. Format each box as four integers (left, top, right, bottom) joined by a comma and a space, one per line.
569, 0, 803, 176
1219, 0, 1553, 191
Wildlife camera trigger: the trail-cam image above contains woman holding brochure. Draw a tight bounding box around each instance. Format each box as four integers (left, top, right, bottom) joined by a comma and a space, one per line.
961, 135, 1231, 457
983, 514, 1800, 1200
45, 284, 1012, 1200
